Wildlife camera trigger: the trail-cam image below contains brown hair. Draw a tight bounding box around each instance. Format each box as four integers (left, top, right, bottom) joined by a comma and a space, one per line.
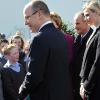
50, 11, 62, 30
10, 35, 24, 49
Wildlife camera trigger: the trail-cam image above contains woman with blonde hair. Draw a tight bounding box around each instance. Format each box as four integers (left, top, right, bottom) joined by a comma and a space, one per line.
80, 0, 100, 100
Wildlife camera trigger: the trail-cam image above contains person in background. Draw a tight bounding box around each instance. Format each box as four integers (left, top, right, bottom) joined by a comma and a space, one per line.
50, 11, 74, 65
71, 11, 93, 100
23, 41, 30, 72
50, 11, 62, 30
18, 0, 73, 100
0, 33, 6, 40
10, 35, 24, 51
0, 39, 8, 100
1, 44, 25, 100
50, 11, 74, 100
0, 39, 9, 68
10, 35, 26, 73
80, 1, 100, 99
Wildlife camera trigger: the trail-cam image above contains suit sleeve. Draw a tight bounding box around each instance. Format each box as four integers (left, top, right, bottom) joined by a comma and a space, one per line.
83, 33, 100, 93
19, 35, 49, 99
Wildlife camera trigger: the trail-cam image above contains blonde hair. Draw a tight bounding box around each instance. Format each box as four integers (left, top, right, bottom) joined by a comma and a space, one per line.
2, 44, 17, 55
83, 0, 100, 16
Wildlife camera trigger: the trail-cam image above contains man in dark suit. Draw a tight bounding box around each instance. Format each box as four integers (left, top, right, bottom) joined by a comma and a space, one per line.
71, 11, 93, 100
18, 0, 73, 100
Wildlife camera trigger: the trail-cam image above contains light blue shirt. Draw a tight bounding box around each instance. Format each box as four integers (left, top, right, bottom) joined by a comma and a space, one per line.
4, 60, 20, 72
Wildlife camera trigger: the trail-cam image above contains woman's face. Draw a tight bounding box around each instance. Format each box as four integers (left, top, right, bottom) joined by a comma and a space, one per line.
13, 38, 22, 49
83, 9, 94, 25
83, 9, 98, 26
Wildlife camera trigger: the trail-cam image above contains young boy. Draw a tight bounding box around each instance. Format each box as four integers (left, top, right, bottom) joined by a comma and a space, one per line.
1, 44, 26, 100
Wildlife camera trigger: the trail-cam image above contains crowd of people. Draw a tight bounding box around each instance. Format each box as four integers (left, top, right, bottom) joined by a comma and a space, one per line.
0, 0, 100, 100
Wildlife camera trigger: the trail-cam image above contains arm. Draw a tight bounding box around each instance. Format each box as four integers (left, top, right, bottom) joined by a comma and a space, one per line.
19, 35, 49, 99
83, 33, 100, 93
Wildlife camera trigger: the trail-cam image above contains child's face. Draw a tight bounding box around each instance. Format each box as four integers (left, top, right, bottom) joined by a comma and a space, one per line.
0, 42, 8, 51
7, 47, 19, 64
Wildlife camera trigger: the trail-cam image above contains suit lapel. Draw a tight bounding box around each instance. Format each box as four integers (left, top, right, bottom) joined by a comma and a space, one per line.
86, 26, 100, 45
80, 28, 98, 77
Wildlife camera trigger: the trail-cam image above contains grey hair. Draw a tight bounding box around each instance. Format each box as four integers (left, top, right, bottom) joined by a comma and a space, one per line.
74, 11, 86, 22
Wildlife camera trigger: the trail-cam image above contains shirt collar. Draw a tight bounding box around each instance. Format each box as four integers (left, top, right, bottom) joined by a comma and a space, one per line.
38, 20, 52, 32
0, 53, 3, 58
81, 27, 92, 39
4, 60, 20, 72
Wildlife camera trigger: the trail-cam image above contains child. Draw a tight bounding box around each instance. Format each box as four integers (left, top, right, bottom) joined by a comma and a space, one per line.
0, 39, 9, 100
0, 39, 9, 68
1, 44, 25, 100
10, 35, 26, 73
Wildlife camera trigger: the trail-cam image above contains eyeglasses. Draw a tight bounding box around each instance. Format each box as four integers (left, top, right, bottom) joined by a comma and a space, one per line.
30, 10, 38, 17
25, 10, 38, 20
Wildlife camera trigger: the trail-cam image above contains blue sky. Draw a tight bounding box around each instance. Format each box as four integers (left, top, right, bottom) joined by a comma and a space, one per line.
45, 0, 83, 23
0, 0, 85, 37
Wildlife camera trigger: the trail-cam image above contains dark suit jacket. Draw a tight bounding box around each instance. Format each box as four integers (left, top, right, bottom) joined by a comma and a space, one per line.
1, 63, 25, 100
72, 28, 93, 87
71, 28, 93, 100
19, 23, 73, 100
80, 26, 100, 100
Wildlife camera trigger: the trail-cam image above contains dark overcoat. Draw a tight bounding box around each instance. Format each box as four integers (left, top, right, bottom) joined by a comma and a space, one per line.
19, 23, 73, 100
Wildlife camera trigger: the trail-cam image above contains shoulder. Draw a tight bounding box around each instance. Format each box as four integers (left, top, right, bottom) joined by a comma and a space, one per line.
0, 65, 10, 75
64, 34, 74, 41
